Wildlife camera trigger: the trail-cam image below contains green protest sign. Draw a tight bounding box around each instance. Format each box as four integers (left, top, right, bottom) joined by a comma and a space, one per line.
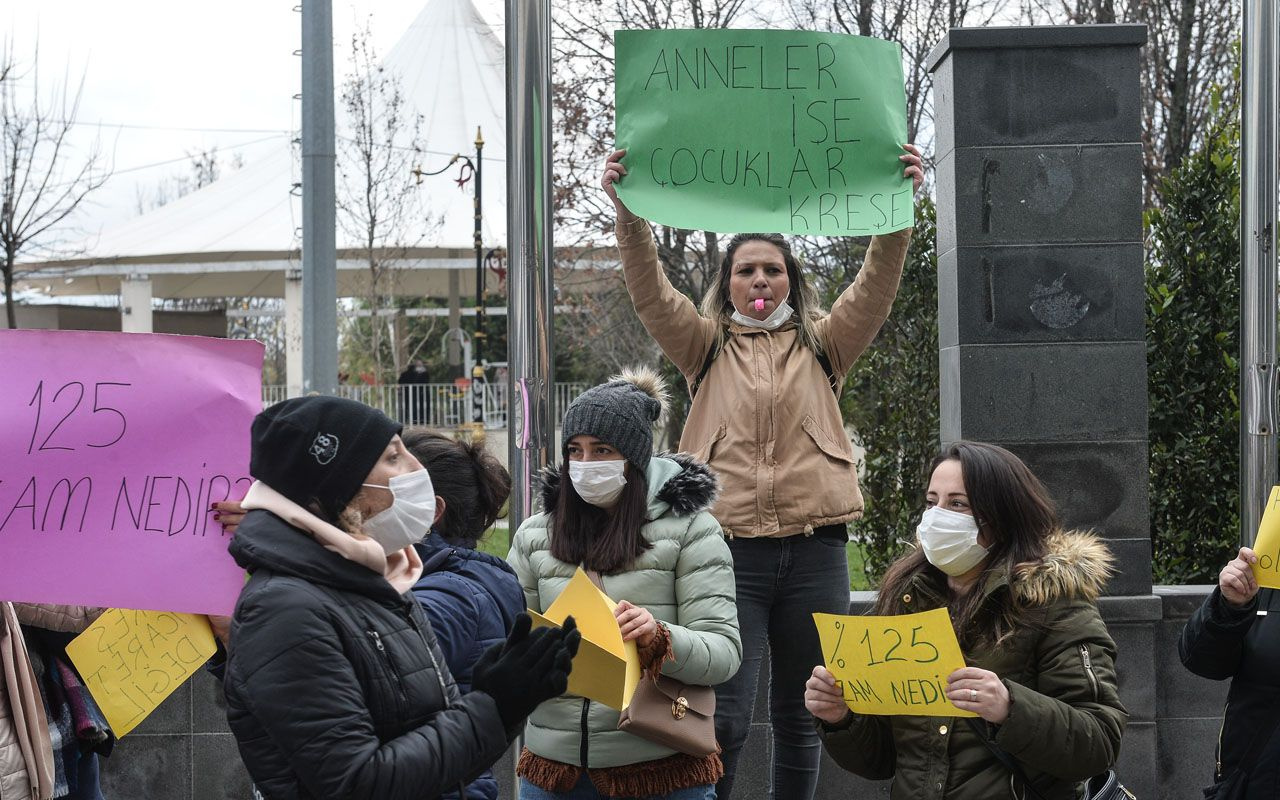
614, 29, 912, 237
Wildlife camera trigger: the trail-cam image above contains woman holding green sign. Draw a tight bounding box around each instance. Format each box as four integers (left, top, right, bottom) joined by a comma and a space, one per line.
602, 144, 922, 800
803, 442, 1128, 799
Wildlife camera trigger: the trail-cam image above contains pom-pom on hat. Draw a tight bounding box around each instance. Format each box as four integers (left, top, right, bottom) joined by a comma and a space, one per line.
560, 368, 668, 471
249, 396, 402, 521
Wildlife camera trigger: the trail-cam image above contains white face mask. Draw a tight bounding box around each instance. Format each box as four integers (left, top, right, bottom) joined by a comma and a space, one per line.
916, 506, 989, 577
361, 468, 436, 554
731, 298, 794, 330
568, 460, 628, 507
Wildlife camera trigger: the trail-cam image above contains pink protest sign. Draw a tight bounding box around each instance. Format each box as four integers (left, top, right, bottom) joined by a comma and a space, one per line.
0, 330, 263, 615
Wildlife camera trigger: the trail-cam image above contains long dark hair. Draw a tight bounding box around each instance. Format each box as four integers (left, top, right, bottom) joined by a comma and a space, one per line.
699, 232, 824, 354
875, 441, 1058, 648
401, 429, 511, 548
549, 461, 652, 575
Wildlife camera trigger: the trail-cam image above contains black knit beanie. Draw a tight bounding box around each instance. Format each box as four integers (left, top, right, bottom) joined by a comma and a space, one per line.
250, 396, 402, 520
561, 369, 667, 472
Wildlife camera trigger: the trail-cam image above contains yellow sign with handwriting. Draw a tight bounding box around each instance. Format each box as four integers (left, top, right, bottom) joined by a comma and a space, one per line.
529, 568, 641, 711
66, 609, 217, 737
1251, 486, 1280, 589
813, 608, 975, 717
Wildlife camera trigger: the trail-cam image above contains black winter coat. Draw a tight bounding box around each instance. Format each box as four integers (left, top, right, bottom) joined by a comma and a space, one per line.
1180, 587, 1280, 798
223, 510, 510, 800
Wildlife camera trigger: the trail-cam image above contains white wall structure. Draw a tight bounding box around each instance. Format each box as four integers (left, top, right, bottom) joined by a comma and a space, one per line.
119, 277, 153, 333
18, 0, 507, 302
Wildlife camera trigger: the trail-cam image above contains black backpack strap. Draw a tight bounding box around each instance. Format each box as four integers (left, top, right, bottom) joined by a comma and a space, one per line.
816, 348, 839, 395
691, 337, 838, 400
689, 339, 721, 400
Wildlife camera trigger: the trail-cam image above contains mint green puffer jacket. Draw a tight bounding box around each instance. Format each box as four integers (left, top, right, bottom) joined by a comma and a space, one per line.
507, 453, 742, 768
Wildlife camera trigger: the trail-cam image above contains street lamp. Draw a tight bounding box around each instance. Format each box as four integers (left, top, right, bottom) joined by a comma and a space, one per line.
411, 126, 488, 435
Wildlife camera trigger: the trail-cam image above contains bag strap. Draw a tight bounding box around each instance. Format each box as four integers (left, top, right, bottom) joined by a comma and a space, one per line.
689, 340, 721, 400
965, 718, 1049, 800
690, 337, 838, 399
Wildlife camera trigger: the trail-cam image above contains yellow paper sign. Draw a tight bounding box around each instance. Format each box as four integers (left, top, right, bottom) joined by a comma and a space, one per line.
813, 609, 976, 717
66, 609, 217, 737
1251, 486, 1280, 589
529, 568, 641, 711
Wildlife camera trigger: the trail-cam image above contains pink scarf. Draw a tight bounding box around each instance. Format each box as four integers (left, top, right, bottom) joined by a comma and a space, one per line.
240, 481, 423, 593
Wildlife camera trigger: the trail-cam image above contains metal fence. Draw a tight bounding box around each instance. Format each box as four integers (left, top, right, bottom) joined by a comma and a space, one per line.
261, 382, 588, 430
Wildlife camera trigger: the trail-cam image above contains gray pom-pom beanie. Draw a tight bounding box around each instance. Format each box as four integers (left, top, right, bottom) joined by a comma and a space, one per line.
561, 368, 669, 471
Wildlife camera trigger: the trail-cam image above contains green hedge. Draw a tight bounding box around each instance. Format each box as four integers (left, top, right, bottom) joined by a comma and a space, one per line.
839, 200, 941, 585
1146, 88, 1241, 584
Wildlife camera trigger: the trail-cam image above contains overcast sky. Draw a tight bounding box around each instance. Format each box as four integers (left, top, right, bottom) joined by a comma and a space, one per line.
1, 0, 505, 236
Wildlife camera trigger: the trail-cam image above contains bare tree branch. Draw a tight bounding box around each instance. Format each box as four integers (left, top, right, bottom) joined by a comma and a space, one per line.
336, 23, 442, 382
1, 42, 111, 328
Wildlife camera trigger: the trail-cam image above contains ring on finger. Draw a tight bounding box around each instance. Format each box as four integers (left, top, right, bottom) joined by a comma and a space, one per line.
969, 689, 978, 702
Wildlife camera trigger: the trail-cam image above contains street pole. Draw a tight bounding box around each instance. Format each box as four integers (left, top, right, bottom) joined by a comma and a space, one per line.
472, 127, 487, 430
505, 0, 556, 540
300, 0, 338, 396
1241, 0, 1279, 545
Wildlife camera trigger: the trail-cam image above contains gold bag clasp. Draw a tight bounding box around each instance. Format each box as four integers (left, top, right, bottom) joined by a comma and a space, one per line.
671, 696, 689, 720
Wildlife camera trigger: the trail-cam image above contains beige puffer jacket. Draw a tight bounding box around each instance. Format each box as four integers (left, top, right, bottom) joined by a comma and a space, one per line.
618, 215, 911, 537
1, 604, 101, 800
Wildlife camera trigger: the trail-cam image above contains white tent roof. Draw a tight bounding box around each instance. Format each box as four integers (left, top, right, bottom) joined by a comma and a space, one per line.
19, 0, 506, 298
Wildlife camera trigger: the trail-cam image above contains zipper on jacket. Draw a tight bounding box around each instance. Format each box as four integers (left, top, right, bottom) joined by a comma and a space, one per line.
1078, 644, 1099, 701
402, 603, 453, 710
366, 628, 407, 700
579, 699, 591, 767
1215, 700, 1229, 778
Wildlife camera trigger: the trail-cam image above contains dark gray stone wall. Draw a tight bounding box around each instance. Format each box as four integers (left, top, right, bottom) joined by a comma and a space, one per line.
99, 587, 1224, 799
930, 24, 1152, 597
99, 668, 251, 800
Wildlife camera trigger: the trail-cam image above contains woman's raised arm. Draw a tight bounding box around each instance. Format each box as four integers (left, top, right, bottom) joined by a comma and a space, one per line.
604, 148, 717, 378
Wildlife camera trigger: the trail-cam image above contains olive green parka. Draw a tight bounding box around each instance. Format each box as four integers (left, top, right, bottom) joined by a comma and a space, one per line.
819, 530, 1127, 800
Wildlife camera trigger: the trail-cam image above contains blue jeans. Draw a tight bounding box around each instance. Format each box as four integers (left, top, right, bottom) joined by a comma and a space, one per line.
713, 529, 851, 800
518, 775, 715, 800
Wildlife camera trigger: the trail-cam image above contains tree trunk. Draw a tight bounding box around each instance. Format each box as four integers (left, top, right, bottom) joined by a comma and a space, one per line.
857, 0, 874, 37
4, 249, 15, 329
1164, 0, 1197, 171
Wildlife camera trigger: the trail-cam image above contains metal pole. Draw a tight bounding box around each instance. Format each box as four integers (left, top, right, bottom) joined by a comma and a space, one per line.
506, 0, 556, 534
300, 0, 338, 396
1241, 0, 1279, 546
472, 127, 487, 427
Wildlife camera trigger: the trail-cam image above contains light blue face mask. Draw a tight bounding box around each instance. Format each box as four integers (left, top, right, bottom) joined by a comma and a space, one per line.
731, 298, 794, 330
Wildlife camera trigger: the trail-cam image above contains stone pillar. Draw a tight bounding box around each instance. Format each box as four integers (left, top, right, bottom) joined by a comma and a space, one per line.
284, 270, 304, 398
120, 276, 153, 333
928, 25, 1156, 795
929, 25, 1150, 593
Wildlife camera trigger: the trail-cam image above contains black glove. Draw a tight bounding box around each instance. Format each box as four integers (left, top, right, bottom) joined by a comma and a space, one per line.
472, 613, 581, 730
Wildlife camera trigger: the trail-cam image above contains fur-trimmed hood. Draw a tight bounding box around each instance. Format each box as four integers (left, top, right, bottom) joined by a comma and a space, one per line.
1008, 529, 1115, 605
538, 452, 719, 519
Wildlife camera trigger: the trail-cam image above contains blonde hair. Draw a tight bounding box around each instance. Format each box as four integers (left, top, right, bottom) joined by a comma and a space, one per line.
699, 232, 825, 355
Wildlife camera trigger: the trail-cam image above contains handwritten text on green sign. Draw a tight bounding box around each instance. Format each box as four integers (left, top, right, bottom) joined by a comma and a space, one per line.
615, 29, 913, 237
